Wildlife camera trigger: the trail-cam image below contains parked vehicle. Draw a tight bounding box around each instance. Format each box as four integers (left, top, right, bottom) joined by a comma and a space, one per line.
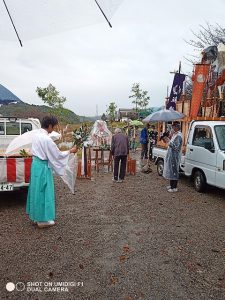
153, 120, 225, 192
0, 117, 41, 191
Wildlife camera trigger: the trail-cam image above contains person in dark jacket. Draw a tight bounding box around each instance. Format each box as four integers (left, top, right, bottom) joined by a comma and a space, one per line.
111, 128, 129, 183
140, 123, 150, 159
148, 125, 158, 160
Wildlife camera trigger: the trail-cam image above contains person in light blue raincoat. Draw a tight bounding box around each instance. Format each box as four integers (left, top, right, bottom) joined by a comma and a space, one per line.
163, 122, 183, 193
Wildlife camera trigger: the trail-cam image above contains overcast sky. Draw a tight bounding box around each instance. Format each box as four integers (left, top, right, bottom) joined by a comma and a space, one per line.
0, 0, 225, 116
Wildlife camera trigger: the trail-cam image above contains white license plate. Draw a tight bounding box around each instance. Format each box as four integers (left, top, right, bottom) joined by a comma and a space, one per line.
0, 183, 14, 191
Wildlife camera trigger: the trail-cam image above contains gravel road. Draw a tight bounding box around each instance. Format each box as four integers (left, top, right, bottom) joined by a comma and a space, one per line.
1, 153, 225, 300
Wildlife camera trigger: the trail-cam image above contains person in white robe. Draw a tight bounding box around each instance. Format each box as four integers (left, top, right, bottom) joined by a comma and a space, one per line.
26, 116, 77, 228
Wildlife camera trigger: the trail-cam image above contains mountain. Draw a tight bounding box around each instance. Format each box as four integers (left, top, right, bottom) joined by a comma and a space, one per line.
0, 84, 80, 124
81, 115, 102, 122
139, 106, 163, 118
0, 102, 80, 124
151, 106, 164, 112
0, 84, 22, 105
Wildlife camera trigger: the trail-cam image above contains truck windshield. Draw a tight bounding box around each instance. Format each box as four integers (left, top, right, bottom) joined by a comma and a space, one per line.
215, 125, 225, 150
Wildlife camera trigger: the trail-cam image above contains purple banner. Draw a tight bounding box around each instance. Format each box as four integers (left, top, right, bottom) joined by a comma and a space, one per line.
166, 73, 186, 110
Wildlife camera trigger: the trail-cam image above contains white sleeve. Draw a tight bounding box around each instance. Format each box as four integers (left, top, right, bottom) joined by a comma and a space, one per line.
45, 137, 70, 176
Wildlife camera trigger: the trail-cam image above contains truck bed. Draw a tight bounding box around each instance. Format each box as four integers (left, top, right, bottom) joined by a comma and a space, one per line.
0, 156, 32, 191
153, 146, 186, 172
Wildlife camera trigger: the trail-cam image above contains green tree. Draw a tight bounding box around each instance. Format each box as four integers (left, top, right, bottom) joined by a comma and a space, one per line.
36, 84, 71, 140
129, 83, 150, 113
106, 102, 117, 122
129, 83, 142, 113
36, 84, 68, 121
140, 90, 150, 111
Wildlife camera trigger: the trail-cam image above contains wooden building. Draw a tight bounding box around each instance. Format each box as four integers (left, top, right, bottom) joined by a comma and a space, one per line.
117, 108, 138, 121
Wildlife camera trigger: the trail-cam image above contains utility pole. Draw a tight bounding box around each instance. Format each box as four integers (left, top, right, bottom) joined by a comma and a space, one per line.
169, 61, 181, 74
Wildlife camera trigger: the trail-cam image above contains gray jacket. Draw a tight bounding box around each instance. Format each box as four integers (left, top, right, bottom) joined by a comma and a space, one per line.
111, 133, 129, 156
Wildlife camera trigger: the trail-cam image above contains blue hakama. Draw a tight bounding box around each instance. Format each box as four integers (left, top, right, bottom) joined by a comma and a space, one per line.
26, 128, 70, 223
26, 157, 55, 222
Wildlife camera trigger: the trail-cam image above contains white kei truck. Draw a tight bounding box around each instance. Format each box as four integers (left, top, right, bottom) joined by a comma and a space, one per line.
0, 117, 41, 192
153, 120, 225, 192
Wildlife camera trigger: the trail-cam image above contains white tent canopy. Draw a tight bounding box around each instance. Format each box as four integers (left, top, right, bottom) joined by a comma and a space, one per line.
0, 0, 123, 42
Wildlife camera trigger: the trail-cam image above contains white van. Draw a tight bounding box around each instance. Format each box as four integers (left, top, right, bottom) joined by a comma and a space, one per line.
153, 120, 225, 192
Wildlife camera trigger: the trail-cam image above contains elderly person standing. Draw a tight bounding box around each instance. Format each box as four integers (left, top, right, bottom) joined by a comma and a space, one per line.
163, 121, 183, 192
111, 128, 129, 183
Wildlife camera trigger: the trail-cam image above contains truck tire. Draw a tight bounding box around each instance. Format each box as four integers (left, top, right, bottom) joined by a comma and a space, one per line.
157, 160, 164, 176
193, 170, 206, 193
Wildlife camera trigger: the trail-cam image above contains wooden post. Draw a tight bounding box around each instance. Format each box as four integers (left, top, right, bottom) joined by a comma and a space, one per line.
77, 161, 82, 177
87, 147, 91, 163
87, 161, 92, 178
127, 156, 131, 173
130, 159, 136, 175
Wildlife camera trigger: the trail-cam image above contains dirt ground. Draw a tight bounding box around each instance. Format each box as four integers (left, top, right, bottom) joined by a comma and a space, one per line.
1, 151, 225, 300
